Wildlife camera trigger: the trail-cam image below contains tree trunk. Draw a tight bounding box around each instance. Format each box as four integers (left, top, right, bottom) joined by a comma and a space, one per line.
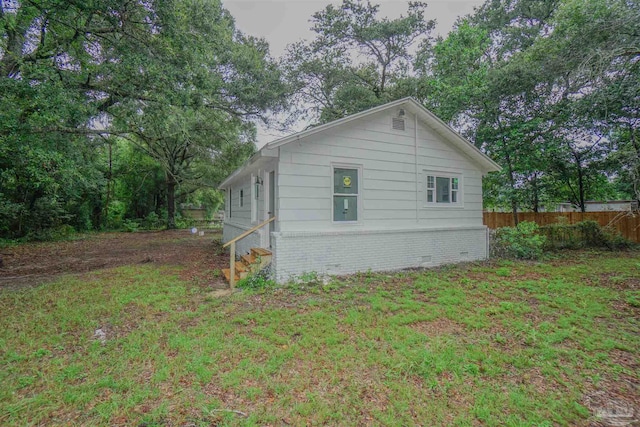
103, 141, 112, 229
505, 152, 519, 225
166, 179, 176, 229
574, 152, 586, 213
630, 125, 640, 201
577, 168, 586, 213
531, 173, 539, 213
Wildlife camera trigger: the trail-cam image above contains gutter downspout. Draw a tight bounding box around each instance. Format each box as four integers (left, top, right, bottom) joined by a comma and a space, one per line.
415, 113, 419, 223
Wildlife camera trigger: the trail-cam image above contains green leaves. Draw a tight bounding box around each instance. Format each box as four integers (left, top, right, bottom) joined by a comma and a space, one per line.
285, 0, 435, 123
1, 0, 287, 237
414, 0, 639, 214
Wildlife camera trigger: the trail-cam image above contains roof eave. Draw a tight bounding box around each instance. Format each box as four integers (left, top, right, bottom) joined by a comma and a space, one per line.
265, 97, 414, 150
220, 97, 501, 187
218, 150, 262, 189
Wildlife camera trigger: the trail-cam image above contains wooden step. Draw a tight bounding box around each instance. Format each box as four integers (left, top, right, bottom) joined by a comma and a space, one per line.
222, 268, 240, 283
250, 248, 272, 268
241, 254, 260, 273
235, 261, 249, 272
222, 263, 249, 283
235, 262, 249, 279
251, 248, 272, 257
223, 248, 273, 285
241, 254, 256, 266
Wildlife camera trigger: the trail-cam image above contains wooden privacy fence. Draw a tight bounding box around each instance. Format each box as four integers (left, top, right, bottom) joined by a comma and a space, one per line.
483, 211, 640, 243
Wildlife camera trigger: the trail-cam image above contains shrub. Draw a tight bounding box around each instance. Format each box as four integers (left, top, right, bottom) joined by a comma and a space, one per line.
142, 212, 164, 230
174, 213, 197, 229
27, 224, 78, 242
49, 224, 77, 240
122, 219, 139, 232
541, 220, 634, 250
106, 200, 126, 229
297, 271, 323, 285
236, 270, 276, 290
492, 221, 547, 260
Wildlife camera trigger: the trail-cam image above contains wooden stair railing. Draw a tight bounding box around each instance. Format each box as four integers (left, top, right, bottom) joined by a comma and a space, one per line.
222, 216, 276, 288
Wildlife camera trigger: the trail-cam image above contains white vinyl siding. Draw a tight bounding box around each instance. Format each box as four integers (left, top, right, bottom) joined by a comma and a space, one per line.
222, 162, 276, 250
251, 174, 259, 223
276, 109, 484, 232
226, 178, 252, 226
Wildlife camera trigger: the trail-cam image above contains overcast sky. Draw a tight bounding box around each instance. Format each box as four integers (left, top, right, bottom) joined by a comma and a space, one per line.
221, 0, 484, 144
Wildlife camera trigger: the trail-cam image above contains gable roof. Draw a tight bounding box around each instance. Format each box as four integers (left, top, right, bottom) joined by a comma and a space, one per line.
219, 97, 500, 188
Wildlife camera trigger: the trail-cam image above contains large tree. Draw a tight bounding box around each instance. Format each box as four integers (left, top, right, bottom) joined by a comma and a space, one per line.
284, 0, 435, 124
105, 0, 287, 227
0, 0, 287, 235
413, 0, 638, 217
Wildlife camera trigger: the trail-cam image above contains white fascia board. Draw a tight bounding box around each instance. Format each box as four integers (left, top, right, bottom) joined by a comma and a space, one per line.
265, 98, 413, 150
218, 149, 276, 189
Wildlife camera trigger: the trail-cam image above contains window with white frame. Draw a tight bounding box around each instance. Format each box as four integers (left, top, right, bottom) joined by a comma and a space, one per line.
333, 166, 359, 222
426, 173, 461, 205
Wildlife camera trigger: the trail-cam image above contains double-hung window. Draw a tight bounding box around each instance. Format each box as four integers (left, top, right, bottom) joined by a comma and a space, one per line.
333, 167, 359, 222
426, 173, 461, 205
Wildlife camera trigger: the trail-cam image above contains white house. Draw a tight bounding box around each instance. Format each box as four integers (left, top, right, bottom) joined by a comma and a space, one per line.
219, 98, 501, 283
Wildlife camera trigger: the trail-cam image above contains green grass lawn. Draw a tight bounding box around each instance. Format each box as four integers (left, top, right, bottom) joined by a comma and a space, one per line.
1, 251, 638, 426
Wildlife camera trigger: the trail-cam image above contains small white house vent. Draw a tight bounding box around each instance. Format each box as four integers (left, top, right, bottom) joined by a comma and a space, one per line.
392, 117, 405, 131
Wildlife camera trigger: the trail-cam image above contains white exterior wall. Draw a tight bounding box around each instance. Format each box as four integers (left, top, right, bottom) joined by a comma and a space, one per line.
222, 158, 277, 254
223, 175, 255, 256
272, 109, 490, 282
225, 176, 252, 226
222, 173, 265, 255
271, 227, 488, 283
276, 110, 485, 231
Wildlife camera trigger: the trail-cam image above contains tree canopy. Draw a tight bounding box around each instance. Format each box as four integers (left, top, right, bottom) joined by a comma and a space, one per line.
0, 0, 287, 237
1, 0, 638, 238
283, 0, 435, 123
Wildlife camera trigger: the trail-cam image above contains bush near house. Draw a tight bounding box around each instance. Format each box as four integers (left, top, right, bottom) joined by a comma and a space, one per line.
491, 221, 547, 259
491, 220, 635, 259
541, 220, 634, 250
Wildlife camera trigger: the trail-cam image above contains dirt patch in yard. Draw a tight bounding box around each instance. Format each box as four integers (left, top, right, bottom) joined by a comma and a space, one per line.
598, 273, 640, 291
0, 230, 229, 290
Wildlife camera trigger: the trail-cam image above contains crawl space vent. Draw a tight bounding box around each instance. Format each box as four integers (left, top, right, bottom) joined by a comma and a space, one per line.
392, 117, 405, 131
